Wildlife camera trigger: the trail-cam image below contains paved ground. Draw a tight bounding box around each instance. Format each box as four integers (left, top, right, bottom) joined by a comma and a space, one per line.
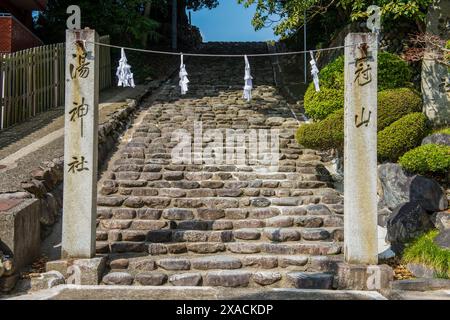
0, 84, 155, 193
5, 285, 387, 300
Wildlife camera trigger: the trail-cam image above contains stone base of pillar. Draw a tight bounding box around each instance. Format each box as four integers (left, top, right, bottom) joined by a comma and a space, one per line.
336, 263, 394, 291
46, 256, 106, 285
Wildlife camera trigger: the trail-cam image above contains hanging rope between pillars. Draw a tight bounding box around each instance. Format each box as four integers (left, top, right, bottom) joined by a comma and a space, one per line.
78, 40, 371, 58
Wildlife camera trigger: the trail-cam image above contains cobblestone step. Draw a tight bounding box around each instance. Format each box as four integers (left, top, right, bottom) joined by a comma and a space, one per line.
97, 240, 343, 256
101, 268, 336, 289
97, 227, 343, 243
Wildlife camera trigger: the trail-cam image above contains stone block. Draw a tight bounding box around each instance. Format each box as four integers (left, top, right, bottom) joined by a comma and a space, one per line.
0, 199, 40, 272
47, 257, 106, 285
336, 263, 393, 290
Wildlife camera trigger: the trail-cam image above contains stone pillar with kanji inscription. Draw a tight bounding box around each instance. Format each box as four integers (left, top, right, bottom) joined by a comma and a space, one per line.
344, 33, 378, 265
62, 29, 99, 259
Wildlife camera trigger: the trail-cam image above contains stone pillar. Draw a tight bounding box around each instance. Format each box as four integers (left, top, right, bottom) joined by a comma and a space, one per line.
344, 33, 378, 265
422, 0, 450, 126
62, 29, 99, 259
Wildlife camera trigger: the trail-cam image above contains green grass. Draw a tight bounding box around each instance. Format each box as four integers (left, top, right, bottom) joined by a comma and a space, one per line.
402, 230, 450, 279
434, 127, 450, 135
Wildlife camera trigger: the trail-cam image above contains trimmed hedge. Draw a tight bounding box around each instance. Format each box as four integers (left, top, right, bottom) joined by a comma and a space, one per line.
378, 113, 430, 161
318, 52, 412, 91
399, 144, 450, 175
303, 86, 344, 121
378, 88, 423, 130
304, 53, 414, 121
297, 111, 430, 161
296, 109, 345, 151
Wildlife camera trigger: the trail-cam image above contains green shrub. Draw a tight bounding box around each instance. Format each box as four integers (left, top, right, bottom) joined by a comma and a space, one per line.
304, 53, 414, 121
378, 113, 430, 161
378, 52, 413, 90
399, 144, 450, 175
304, 85, 344, 121
296, 109, 345, 151
378, 88, 423, 130
319, 56, 345, 90
403, 230, 450, 279
317, 52, 412, 91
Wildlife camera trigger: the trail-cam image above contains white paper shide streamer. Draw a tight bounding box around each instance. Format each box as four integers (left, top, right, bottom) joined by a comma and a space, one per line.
243, 55, 253, 101
179, 54, 189, 95
309, 51, 320, 92
116, 48, 135, 88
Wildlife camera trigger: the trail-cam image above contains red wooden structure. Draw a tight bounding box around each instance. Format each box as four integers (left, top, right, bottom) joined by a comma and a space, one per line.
0, 0, 47, 53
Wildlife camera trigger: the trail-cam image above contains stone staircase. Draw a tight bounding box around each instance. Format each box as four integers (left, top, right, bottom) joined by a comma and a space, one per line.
95, 42, 344, 289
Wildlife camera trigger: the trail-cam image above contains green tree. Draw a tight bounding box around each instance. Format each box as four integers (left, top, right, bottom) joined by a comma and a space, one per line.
238, 0, 433, 38
36, 0, 218, 46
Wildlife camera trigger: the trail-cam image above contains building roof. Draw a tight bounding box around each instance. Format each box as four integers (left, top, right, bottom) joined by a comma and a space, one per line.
4, 0, 47, 11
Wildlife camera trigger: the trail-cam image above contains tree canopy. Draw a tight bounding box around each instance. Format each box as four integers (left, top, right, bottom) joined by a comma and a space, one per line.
36, 0, 218, 46
237, 0, 433, 38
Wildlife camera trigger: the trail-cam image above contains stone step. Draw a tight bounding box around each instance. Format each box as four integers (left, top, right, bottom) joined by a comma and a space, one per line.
97, 227, 343, 244
96, 240, 343, 256
97, 196, 342, 210
97, 204, 342, 220
106, 254, 343, 274
106, 187, 336, 198
101, 269, 336, 289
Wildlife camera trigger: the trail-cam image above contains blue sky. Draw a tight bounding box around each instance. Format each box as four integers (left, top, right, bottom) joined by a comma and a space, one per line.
191, 1, 279, 42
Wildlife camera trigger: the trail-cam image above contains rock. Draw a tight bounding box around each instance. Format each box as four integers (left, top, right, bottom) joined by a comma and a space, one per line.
103, 272, 134, 285
422, 133, 450, 146
242, 256, 278, 269
301, 229, 330, 241
169, 273, 202, 286
227, 243, 261, 254
279, 256, 309, 268
406, 263, 439, 279
251, 198, 271, 207
392, 278, 450, 291
287, 272, 334, 289
204, 271, 251, 287
62, 257, 107, 285
263, 228, 300, 242
378, 163, 448, 212
306, 204, 332, 216
109, 259, 129, 269
421, 1, 450, 126
431, 211, 450, 231
135, 272, 167, 286
157, 258, 191, 271
128, 259, 156, 272
162, 208, 194, 221
434, 229, 450, 249
386, 201, 434, 254
233, 229, 261, 240
30, 271, 65, 292
191, 256, 242, 270
252, 272, 282, 286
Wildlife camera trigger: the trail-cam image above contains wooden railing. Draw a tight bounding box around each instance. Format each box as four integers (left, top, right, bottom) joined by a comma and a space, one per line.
0, 36, 112, 130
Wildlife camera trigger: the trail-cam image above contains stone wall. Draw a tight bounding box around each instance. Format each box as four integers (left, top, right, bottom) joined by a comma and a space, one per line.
421, 0, 450, 126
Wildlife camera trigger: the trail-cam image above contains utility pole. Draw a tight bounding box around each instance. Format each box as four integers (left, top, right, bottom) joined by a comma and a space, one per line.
172, 0, 178, 50
304, 9, 307, 84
